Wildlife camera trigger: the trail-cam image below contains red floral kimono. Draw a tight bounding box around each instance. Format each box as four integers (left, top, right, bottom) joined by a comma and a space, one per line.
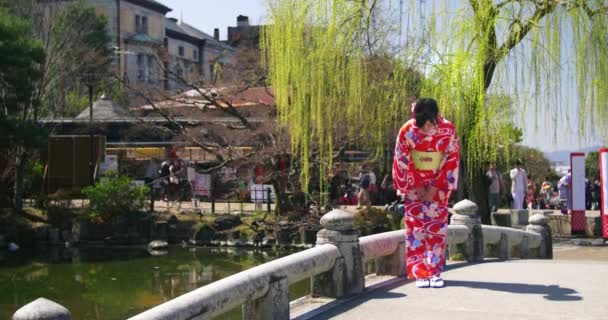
392, 116, 460, 279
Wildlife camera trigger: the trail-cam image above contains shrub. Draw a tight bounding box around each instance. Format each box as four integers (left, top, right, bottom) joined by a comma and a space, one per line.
82, 175, 149, 222
354, 207, 390, 236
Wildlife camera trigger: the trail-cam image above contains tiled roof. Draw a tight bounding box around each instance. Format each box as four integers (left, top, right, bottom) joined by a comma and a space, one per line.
176, 21, 235, 51
132, 86, 275, 111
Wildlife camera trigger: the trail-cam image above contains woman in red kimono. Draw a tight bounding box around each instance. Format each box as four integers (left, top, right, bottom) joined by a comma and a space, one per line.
392, 98, 460, 288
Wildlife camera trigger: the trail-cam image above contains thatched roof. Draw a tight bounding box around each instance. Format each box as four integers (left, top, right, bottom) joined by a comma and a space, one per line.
76, 95, 132, 120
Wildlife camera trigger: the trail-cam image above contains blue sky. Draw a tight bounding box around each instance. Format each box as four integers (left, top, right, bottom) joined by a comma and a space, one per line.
158, 0, 605, 153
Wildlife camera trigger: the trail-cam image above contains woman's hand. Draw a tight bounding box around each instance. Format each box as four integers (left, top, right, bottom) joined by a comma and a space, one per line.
416, 187, 427, 199
423, 186, 437, 202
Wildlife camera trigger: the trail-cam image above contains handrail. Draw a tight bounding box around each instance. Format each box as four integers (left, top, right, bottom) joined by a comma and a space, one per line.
13, 203, 553, 320
359, 230, 403, 261
128, 244, 340, 320
482, 225, 543, 248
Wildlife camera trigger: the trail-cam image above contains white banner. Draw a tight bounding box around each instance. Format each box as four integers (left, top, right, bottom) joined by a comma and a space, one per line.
250, 184, 275, 202
600, 149, 608, 238
100, 155, 118, 174
192, 173, 211, 196
571, 153, 586, 211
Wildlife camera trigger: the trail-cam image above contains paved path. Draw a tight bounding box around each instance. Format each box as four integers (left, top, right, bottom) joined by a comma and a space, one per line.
305, 260, 608, 320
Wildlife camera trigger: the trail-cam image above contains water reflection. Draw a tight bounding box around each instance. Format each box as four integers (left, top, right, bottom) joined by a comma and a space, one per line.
0, 245, 308, 320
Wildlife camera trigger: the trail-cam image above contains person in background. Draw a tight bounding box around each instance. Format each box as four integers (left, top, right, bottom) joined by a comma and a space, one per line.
486, 163, 503, 212
558, 171, 572, 214
510, 160, 528, 210
159, 160, 171, 201
357, 170, 371, 207
368, 169, 378, 204
526, 174, 537, 209
540, 177, 553, 209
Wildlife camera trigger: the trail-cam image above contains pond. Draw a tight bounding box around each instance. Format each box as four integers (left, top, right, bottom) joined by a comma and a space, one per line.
0, 245, 309, 319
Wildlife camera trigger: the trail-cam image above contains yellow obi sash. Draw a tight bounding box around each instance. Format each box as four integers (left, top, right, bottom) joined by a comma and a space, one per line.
411, 150, 443, 171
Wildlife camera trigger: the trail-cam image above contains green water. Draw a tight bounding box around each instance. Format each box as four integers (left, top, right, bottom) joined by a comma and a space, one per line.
0, 246, 309, 319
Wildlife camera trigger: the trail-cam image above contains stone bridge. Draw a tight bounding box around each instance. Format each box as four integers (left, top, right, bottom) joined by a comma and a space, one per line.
13, 200, 608, 320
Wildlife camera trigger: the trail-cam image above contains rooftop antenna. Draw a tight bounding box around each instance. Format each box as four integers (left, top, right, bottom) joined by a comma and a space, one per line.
180, 10, 183, 24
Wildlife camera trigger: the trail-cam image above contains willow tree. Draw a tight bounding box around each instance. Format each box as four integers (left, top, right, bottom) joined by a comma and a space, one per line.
263, 0, 608, 220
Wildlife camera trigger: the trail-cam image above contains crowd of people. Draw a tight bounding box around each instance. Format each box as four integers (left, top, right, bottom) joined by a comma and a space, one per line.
485, 162, 602, 212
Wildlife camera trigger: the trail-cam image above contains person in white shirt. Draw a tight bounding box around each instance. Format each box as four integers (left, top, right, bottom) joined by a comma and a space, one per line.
510, 160, 528, 209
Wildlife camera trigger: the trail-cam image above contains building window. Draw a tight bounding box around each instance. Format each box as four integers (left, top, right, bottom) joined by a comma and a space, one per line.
135, 15, 148, 34
136, 54, 144, 82
193, 50, 198, 60
163, 62, 169, 90
147, 55, 155, 83
178, 46, 184, 57
135, 15, 141, 33
142, 16, 148, 34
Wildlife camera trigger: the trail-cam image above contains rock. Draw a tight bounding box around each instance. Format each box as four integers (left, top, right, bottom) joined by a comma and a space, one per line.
276, 228, 292, 245
168, 215, 179, 225
12, 298, 70, 320
147, 249, 168, 256
194, 225, 216, 243
8, 242, 19, 252
212, 216, 242, 231
147, 240, 168, 250
262, 237, 276, 247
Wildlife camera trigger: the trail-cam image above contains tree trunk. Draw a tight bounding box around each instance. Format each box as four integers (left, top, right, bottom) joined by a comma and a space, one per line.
469, 169, 491, 224
13, 145, 25, 210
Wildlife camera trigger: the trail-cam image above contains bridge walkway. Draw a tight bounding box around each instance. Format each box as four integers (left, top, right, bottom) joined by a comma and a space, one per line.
299, 260, 608, 320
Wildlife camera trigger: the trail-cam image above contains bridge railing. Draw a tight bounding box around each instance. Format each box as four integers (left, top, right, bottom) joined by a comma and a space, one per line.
12, 199, 552, 320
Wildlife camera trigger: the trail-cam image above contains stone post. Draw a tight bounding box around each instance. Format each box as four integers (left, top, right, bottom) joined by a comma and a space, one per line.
450, 199, 484, 262
313, 209, 364, 297
242, 274, 289, 320
497, 233, 509, 261
526, 214, 553, 259
12, 298, 71, 320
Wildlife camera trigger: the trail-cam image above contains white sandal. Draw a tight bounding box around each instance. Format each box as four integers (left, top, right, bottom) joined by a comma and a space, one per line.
430, 276, 444, 288
416, 279, 430, 288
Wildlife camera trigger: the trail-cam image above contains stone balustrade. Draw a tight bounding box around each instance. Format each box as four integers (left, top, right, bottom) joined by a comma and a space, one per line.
12, 199, 553, 320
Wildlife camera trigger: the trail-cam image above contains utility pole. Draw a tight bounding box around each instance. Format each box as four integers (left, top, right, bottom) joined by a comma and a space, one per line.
89, 84, 95, 185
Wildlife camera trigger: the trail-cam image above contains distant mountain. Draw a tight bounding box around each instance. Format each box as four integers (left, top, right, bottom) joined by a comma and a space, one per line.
544, 145, 603, 163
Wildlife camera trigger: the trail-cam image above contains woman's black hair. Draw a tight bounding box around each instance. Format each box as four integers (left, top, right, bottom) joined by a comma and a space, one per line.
413, 98, 439, 128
